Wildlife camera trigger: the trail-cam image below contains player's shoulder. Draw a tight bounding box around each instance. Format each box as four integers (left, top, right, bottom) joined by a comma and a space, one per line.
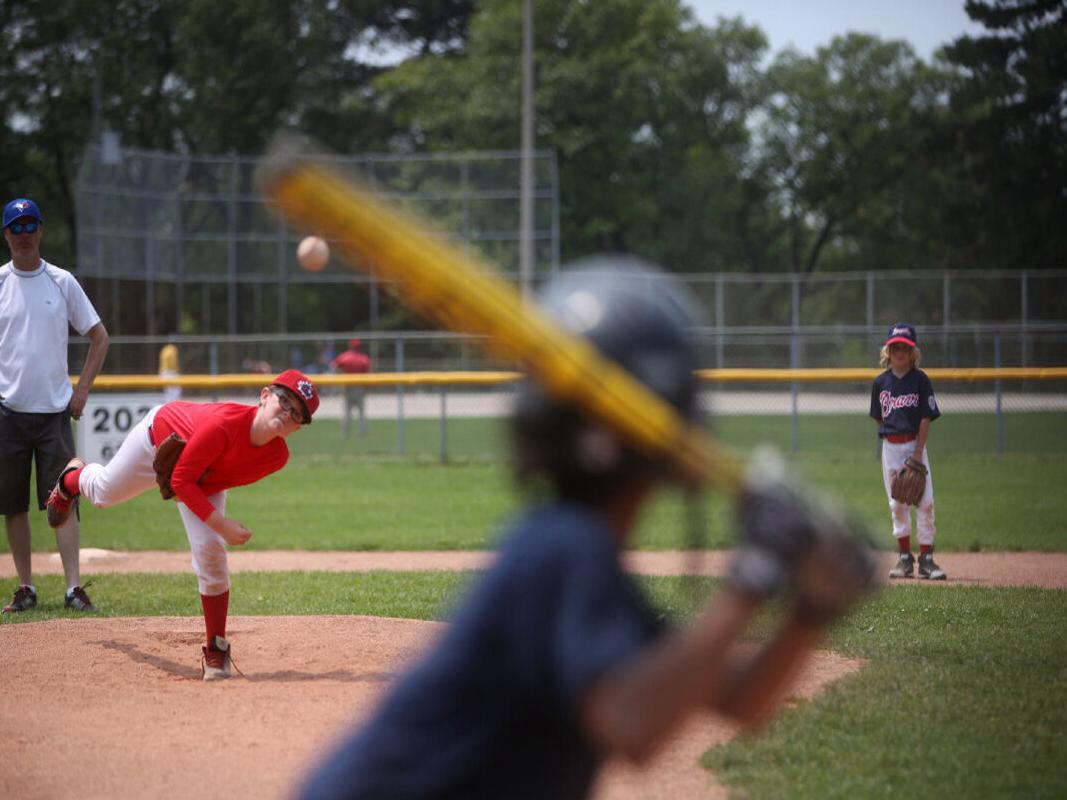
910, 367, 934, 385
191, 402, 250, 432
501, 502, 614, 572
41, 260, 75, 282
873, 368, 894, 385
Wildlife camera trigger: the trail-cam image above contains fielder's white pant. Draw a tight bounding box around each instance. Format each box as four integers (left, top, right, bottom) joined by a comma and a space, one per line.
881, 440, 936, 546
77, 406, 231, 595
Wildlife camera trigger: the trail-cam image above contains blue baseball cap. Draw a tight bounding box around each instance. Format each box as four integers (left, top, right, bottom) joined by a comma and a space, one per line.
886, 322, 917, 347
3, 198, 43, 228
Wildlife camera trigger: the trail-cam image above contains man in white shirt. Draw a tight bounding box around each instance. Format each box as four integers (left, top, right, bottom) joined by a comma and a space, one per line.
0, 198, 109, 613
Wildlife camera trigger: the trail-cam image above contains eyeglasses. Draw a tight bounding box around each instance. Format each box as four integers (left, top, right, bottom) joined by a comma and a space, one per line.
8, 221, 39, 235
272, 387, 306, 424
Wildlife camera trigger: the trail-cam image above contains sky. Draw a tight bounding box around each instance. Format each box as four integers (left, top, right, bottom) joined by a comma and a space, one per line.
686, 0, 985, 61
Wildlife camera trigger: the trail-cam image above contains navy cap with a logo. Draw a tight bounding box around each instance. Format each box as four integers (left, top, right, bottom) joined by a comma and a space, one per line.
885, 323, 917, 347
3, 198, 43, 228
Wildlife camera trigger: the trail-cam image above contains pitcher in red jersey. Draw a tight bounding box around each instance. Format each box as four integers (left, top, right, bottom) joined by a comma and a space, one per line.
45, 369, 319, 680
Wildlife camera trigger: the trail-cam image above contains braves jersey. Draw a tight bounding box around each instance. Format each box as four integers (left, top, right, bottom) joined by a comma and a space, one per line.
299, 501, 665, 800
150, 401, 289, 521
869, 367, 940, 437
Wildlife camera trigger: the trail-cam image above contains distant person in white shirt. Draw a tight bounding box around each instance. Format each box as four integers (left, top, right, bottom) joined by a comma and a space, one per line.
0, 197, 109, 613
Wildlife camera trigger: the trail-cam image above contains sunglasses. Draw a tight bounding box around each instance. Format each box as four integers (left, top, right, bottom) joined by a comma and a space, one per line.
272, 386, 307, 424
7, 221, 39, 235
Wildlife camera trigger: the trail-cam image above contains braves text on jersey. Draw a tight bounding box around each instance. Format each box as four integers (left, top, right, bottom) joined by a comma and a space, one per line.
869, 367, 940, 438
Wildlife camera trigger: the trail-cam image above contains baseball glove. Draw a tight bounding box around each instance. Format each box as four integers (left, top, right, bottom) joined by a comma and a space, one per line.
152, 433, 186, 500
890, 456, 927, 506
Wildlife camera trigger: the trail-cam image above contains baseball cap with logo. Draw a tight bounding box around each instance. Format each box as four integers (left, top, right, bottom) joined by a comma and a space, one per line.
271, 369, 319, 424
885, 323, 918, 348
3, 198, 43, 228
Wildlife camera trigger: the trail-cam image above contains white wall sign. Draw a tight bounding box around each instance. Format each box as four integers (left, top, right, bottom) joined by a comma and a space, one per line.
78, 393, 165, 464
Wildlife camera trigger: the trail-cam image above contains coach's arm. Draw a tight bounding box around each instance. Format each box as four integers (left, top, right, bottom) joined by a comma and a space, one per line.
70, 321, 109, 420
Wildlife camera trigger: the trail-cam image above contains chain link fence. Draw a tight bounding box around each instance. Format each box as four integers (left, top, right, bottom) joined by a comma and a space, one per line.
71, 143, 1066, 462
74, 142, 560, 335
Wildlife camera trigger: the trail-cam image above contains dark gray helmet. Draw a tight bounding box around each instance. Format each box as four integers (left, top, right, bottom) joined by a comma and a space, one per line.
512, 256, 704, 499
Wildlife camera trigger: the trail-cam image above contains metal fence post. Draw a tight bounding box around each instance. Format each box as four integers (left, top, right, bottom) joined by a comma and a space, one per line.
866, 271, 874, 332
1021, 270, 1029, 367
791, 277, 800, 453
995, 333, 1004, 456
396, 339, 406, 455
341, 389, 351, 439
943, 272, 951, 365
715, 275, 725, 369
791, 331, 799, 454
439, 387, 448, 464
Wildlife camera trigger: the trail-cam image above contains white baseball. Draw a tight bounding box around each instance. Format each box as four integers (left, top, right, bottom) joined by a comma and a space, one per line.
297, 236, 330, 272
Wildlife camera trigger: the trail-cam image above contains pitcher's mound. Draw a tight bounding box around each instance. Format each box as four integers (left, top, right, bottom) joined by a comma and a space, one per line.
0, 615, 860, 800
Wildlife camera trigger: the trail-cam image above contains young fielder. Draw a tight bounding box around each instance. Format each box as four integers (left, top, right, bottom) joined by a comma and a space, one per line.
45, 369, 319, 679
297, 262, 872, 800
870, 323, 946, 580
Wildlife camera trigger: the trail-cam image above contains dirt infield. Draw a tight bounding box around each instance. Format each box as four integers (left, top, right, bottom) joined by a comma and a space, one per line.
2, 615, 861, 800
7, 548, 1067, 588
2, 549, 1062, 800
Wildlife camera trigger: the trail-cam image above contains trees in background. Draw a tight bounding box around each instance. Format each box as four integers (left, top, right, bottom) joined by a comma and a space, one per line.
0, 0, 474, 265
0, 0, 1062, 331
940, 0, 1067, 268
758, 36, 953, 271
373, 0, 778, 269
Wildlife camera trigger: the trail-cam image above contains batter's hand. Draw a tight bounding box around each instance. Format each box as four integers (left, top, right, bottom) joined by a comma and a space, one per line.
730, 448, 875, 607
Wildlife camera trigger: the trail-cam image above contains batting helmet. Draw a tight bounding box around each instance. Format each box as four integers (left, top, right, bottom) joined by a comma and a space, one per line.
512, 256, 704, 500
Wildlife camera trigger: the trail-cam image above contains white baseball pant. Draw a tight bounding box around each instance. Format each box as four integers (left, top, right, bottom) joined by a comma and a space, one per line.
880, 440, 936, 546
77, 406, 231, 595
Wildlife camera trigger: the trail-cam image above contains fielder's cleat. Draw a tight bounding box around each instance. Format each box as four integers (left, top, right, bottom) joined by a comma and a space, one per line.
202, 635, 233, 681
64, 583, 96, 612
2, 585, 38, 613
918, 552, 947, 580
888, 552, 915, 579
45, 457, 85, 529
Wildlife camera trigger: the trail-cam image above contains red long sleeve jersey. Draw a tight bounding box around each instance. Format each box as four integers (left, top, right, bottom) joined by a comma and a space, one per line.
150, 401, 289, 521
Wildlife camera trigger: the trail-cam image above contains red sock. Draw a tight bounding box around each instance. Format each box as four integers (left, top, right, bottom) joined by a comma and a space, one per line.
898, 535, 911, 554
200, 591, 229, 647
62, 466, 84, 497
920, 544, 933, 555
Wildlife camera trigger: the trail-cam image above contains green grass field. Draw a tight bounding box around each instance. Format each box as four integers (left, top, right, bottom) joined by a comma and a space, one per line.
5, 412, 1064, 554
3, 413, 1066, 798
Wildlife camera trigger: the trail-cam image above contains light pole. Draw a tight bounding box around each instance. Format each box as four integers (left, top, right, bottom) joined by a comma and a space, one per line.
519, 0, 535, 297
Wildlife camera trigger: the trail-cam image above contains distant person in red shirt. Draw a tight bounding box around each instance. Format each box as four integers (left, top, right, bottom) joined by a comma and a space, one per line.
44, 370, 319, 681
331, 339, 371, 437
330, 338, 371, 375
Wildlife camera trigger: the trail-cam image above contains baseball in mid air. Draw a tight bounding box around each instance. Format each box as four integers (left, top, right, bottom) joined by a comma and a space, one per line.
297, 236, 330, 272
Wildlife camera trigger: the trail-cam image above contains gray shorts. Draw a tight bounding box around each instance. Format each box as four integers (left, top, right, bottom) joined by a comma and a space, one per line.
0, 404, 76, 514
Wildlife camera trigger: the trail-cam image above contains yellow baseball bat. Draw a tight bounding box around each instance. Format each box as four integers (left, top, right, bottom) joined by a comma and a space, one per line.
257, 136, 743, 492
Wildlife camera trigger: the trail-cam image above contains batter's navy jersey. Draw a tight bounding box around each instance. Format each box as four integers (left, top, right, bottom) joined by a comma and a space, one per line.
870, 367, 940, 437
299, 502, 665, 800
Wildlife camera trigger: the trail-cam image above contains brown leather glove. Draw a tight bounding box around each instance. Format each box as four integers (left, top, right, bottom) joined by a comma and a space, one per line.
152, 433, 187, 500
890, 456, 927, 506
